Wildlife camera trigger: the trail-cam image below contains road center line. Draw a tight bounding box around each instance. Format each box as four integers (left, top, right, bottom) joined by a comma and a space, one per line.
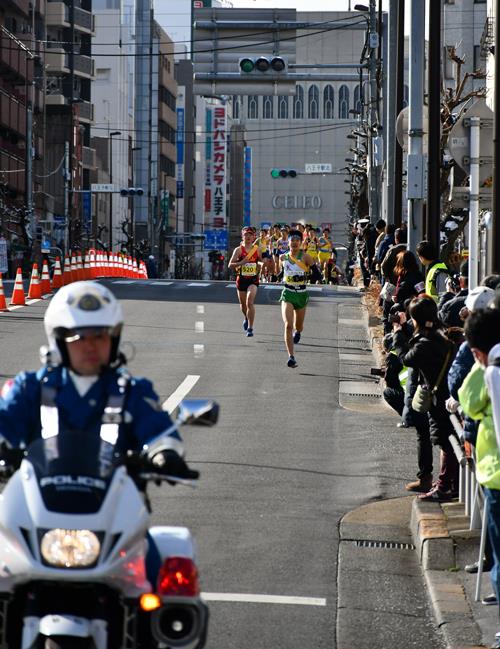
162, 375, 200, 414
201, 593, 326, 606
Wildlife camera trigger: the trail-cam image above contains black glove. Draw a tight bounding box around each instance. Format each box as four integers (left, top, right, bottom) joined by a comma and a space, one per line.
0, 443, 24, 478
152, 450, 199, 483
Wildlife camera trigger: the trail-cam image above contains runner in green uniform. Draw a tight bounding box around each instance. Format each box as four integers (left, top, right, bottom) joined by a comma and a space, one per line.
279, 230, 315, 368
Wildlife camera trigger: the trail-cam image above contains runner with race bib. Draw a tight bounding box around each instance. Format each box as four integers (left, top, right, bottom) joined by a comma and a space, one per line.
228, 226, 262, 337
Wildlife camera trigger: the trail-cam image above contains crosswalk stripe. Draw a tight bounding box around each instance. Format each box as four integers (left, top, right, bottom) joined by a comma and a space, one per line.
151, 281, 173, 286
113, 280, 136, 284
187, 282, 211, 287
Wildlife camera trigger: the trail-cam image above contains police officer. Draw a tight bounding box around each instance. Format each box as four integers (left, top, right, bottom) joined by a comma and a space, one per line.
0, 281, 195, 480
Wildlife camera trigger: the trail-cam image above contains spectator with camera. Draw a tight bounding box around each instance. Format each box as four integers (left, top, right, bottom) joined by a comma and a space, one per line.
439, 260, 469, 327
392, 250, 426, 307
392, 295, 458, 501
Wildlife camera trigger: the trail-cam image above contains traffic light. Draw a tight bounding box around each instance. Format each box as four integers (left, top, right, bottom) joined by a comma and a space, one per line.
119, 187, 144, 197
270, 168, 297, 179
239, 56, 288, 75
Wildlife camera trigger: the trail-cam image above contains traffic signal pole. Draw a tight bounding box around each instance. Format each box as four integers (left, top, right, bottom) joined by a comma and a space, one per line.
491, 0, 500, 273
367, 0, 380, 226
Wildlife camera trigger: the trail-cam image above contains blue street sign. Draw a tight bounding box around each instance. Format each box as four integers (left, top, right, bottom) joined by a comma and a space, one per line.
82, 191, 92, 229
204, 229, 228, 251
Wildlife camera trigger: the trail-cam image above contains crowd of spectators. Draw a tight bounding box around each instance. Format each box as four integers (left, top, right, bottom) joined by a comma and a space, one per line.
353, 217, 500, 644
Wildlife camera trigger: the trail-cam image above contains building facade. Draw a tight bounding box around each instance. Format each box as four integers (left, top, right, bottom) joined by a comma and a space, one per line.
233, 11, 365, 245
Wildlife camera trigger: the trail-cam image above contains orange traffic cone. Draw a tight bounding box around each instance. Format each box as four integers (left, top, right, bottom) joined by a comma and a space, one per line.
10, 268, 25, 306
63, 254, 72, 286
71, 253, 78, 281
40, 260, 51, 295
28, 264, 42, 299
77, 251, 85, 281
52, 257, 63, 289
0, 274, 8, 311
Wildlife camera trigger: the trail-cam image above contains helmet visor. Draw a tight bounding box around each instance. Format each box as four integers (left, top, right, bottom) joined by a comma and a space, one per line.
56, 326, 119, 343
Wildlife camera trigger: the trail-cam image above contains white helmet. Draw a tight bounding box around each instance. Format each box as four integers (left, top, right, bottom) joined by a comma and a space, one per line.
44, 281, 124, 367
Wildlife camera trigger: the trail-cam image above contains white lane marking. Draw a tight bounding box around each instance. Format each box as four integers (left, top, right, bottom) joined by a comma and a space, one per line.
151, 281, 173, 286
225, 283, 234, 288
113, 280, 136, 284
193, 344, 205, 358
162, 375, 200, 414
201, 593, 326, 606
263, 285, 283, 290
8, 298, 42, 311
308, 287, 323, 292
197, 305, 205, 314
195, 321, 204, 333
187, 282, 211, 287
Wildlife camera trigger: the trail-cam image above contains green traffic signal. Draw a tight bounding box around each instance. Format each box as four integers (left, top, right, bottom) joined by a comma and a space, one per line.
270, 168, 297, 178
239, 58, 255, 73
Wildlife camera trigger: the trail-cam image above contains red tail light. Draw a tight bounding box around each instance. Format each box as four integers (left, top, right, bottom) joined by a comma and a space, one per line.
157, 557, 200, 597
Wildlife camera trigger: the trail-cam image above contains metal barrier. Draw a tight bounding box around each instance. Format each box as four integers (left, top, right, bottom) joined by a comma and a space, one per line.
449, 412, 488, 602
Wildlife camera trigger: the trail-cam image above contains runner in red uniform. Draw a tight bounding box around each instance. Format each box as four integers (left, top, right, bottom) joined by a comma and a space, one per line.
228, 227, 262, 337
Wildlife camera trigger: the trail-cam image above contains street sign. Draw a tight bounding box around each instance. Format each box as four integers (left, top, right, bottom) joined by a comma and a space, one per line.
193, 8, 296, 96
91, 183, 115, 192
448, 98, 493, 185
204, 229, 229, 251
305, 163, 332, 174
41, 238, 51, 254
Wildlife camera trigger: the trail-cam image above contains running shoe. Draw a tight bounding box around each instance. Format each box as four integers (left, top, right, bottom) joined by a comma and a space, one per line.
243, 318, 248, 331
287, 356, 298, 368
293, 331, 301, 345
246, 328, 254, 337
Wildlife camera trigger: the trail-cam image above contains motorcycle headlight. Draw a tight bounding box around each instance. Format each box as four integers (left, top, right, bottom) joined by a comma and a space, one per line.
40, 529, 100, 568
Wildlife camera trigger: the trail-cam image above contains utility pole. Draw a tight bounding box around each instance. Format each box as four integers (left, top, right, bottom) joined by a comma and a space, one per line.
393, 0, 404, 228
368, 0, 380, 225
427, 0, 442, 248
108, 131, 121, 250
491, 0, 500, 273
385, 0, 398, 225
407, 0, 425, 254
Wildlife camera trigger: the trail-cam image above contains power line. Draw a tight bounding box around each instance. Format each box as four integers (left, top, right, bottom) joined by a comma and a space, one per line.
2, 18, 367, 58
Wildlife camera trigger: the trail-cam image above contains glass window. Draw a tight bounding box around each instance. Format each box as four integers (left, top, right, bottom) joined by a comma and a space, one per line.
278, 95, 289, 119
248, 95, 258, 119
354, 85, 362, 114
308, 85, 319, 119
232, 96, 240, 119
293, 85, 304, 119
323, 85, 334, 119
339, 85, 349, 119
263, 95, 274, 119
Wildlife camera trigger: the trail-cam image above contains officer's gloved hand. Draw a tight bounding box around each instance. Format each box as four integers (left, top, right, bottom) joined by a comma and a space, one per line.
0, 443, 24, 478
151, 450, 199, 484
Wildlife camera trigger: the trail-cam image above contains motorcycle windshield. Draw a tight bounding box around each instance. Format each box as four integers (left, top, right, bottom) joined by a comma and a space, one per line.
26, 432, 117, 514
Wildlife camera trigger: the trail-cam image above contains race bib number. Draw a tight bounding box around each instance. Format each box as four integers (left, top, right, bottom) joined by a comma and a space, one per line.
241, 263, 257, 276
284, 275, 305, 286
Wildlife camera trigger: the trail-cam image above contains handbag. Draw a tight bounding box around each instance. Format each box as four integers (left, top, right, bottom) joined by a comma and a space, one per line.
411, 348, 452, 414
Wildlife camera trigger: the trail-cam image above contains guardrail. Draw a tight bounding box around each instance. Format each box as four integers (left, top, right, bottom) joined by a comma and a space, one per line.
449, 412, 488, 602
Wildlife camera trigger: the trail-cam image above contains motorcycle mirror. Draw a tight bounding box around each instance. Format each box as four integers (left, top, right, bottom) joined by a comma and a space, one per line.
176, 399, 219, 426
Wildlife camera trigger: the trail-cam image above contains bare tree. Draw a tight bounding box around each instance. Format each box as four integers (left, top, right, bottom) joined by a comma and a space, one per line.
440, 46, 486, 263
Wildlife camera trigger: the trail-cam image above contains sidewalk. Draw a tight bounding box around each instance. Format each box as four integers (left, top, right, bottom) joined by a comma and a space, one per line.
358, 289, 497, 649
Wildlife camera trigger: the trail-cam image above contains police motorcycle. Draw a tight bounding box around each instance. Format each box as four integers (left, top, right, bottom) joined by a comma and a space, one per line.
0, 398, 218, 649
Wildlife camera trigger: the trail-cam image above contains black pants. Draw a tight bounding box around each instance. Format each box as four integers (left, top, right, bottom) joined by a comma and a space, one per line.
428, 402, 459, 492
383, 387, 404, 416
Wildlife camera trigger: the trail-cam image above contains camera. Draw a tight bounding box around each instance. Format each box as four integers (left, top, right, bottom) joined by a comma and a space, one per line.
370, 367, 384, 377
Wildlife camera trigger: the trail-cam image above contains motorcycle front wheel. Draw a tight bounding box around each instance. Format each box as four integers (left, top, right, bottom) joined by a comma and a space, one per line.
44, 637, 93, 649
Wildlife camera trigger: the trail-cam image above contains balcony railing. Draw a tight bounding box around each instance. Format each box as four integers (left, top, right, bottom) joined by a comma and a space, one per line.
45, 48, 94, 78
76, 100, 93, 123
46, 2, 94, 34
74, 54, 94, 78
82, 146, 96, 169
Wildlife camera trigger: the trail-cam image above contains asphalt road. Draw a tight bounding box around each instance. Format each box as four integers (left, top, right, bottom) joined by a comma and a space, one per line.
0, 279, 445, 648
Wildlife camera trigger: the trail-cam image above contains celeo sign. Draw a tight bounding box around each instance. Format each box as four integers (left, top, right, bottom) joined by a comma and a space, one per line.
272, 195, 322, 209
